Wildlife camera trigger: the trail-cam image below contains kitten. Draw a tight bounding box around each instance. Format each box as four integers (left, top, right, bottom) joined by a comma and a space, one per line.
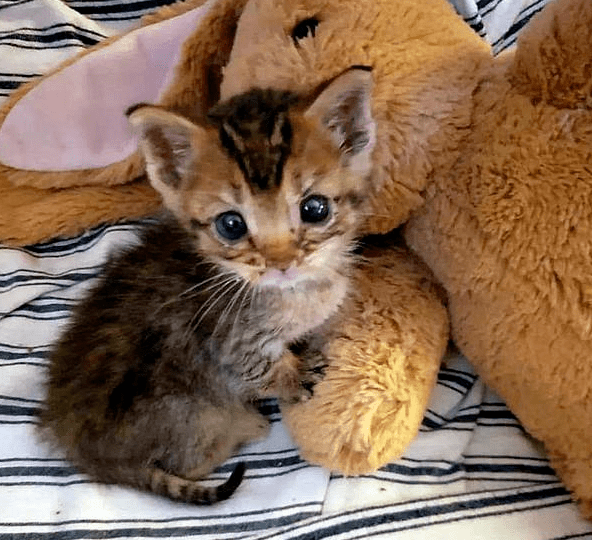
39, 67, 376, 505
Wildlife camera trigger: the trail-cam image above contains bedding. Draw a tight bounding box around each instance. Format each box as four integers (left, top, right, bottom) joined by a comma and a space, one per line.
1, 0, 592, 538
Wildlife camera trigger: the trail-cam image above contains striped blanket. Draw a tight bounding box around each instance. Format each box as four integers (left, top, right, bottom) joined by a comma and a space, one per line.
2, 0, 592, 538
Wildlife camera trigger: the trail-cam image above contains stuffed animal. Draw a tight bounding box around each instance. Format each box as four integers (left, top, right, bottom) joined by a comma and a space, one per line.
2, 0, 592, 520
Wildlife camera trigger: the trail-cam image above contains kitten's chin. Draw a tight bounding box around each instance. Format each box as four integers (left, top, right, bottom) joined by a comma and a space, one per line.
255, 268, 349, 339
288, 276, 349, 338
257, 267, 307, 290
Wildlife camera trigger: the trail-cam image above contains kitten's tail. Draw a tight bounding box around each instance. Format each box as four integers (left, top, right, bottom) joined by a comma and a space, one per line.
123, 462, 246, 505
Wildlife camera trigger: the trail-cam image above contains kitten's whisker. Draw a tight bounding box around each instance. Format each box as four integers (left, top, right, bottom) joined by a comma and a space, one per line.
191, 275, 239, 317
230, 282, 250, 327
248, 284, 260, 318
180, 270, 236, 299
191, 274, 238, 305
180, 276, 235, 304
212, 279, 249, 338
232, 285, 252, 335
183, 277, 235, 338
185, 277, 241, 341
153, 272, 237, 316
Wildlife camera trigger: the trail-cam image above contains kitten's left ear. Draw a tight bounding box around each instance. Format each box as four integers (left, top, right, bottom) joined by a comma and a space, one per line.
127, 104, 203, 209
306, 67, 376, 174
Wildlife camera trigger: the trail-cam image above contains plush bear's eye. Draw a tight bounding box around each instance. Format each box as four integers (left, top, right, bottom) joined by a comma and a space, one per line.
292, 17, 319, 46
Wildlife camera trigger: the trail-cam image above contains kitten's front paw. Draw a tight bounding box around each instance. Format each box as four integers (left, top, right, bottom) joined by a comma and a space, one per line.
282, 345, 328, 404
288, 339, 328, 401
259, 349, 325, 404
258, 350, 301, 402
275, 352, 314, 404
298, 356, 328, 399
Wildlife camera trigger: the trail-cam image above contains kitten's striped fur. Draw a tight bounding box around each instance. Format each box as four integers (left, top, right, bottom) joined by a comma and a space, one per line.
41, 68, 376, 505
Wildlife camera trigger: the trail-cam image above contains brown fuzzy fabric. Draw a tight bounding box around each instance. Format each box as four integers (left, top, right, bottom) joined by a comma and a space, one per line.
405, 0, 592, 518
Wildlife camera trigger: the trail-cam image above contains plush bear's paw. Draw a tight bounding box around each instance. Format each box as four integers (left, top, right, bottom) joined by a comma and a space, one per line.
280, 246, 450, 475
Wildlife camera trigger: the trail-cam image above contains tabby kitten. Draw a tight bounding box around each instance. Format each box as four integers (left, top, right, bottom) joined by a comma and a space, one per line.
40, 67, 376, 505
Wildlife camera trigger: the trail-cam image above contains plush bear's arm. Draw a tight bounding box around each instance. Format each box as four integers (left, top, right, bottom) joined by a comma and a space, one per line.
282, 244, 449, 474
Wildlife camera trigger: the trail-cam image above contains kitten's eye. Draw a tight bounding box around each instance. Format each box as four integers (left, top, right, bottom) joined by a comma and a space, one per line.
215, 212, 248, 241
300, 194, 330, 224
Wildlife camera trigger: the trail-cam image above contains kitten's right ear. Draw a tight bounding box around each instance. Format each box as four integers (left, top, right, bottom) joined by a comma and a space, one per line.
127, 104, 203, 204
306, 67, 376, 176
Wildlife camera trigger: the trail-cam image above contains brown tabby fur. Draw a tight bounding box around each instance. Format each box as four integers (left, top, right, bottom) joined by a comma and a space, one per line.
40, 68, 376, 505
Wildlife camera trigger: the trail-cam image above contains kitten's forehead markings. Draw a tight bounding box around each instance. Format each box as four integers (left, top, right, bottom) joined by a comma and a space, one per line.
214, 89, 295, 194
270, 112, 287, 147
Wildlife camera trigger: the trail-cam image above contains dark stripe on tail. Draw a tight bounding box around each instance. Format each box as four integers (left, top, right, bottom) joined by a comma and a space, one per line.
139, 462, 246, 505
209, 462, 246, 503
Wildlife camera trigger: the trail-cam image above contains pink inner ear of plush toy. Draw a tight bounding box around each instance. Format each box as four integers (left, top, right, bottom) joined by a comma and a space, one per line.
0, 0, 214, 172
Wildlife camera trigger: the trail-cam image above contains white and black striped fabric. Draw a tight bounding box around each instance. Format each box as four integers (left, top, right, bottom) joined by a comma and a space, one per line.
449, 0, 550, 53
2, 0, 592, 538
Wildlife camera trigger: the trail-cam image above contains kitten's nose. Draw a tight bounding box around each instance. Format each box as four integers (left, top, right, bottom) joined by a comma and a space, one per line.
273, 259, 293, 272
263, 241, 297, 271
267, 253, 294, 271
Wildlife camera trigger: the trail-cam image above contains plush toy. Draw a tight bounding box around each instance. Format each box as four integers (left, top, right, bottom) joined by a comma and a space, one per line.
2, 0, 592, 520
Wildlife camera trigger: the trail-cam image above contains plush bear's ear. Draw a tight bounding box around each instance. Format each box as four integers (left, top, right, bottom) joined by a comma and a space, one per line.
127, 105, 204, 209
305, 67, 376, 175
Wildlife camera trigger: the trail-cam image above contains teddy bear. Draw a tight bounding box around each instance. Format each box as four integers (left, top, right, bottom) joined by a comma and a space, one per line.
1, 0, 592, 520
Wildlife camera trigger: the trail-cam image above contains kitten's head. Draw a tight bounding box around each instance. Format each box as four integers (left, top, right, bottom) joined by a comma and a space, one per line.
128, 68, 375, 299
